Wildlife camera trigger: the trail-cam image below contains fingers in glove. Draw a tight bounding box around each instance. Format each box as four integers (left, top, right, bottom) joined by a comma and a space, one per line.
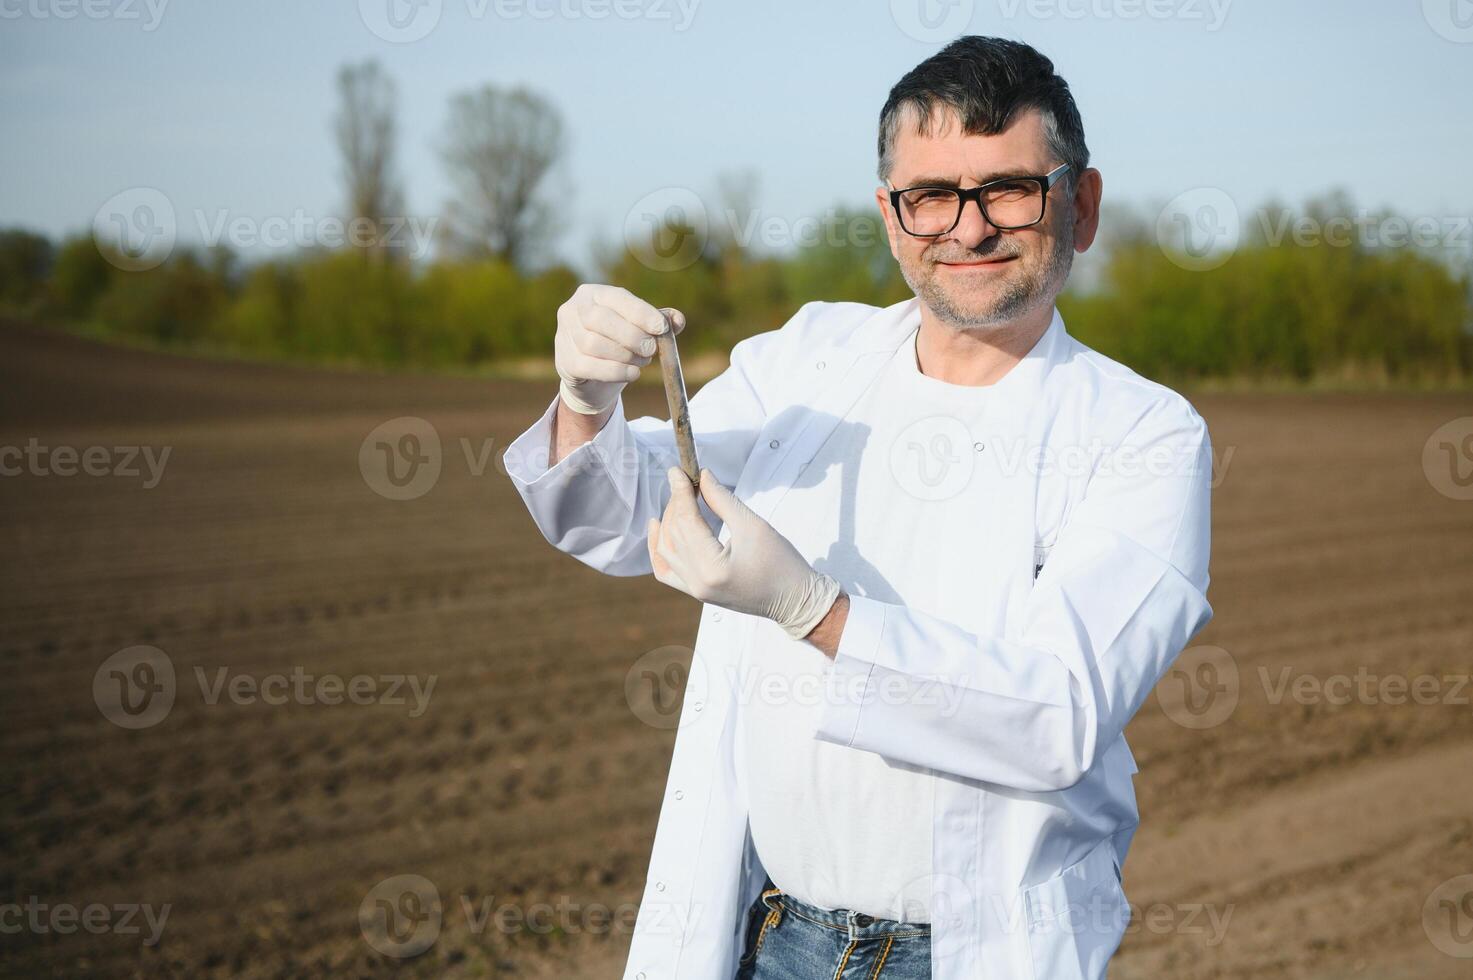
566, 351, 640, 384
666, 469, 726, 558
697, 468, 752, 527
646, 517, 691, 593
664, 466, 703, 525
660, 469, 729, 595
584, 284, 670, 336
581, 304, 659, 362
657, 307, 687, 336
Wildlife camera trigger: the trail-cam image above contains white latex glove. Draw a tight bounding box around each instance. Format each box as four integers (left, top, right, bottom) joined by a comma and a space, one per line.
646, 467, 842, 640
554, 283, 685, 415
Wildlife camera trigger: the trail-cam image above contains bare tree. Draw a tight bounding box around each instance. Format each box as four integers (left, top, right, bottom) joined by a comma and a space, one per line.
439, 85, 564, 269
334, 60, 405, 261
712, 169, 761, 274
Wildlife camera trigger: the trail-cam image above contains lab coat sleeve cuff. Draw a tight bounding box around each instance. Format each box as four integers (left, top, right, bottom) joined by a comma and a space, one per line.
811, 594, 887, 748
501, 391, 635, 510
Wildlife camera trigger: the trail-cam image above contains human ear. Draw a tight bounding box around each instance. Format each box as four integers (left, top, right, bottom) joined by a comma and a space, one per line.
1071, 168, 1103, 252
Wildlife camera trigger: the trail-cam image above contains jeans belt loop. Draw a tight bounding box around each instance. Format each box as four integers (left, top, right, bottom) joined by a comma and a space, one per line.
760, 887, 783, 929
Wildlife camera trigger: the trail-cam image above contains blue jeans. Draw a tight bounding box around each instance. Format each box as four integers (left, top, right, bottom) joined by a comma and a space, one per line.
734, 877, 931, 979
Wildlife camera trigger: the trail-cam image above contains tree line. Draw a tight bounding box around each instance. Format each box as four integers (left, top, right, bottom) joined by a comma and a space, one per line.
0, 60, 1467, 386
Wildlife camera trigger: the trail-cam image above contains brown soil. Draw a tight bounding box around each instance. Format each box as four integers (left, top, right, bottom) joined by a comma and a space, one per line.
1, 320, 1469, 979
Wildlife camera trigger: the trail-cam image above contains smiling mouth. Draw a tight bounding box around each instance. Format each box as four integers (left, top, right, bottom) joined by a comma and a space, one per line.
935, 256, 1017, 267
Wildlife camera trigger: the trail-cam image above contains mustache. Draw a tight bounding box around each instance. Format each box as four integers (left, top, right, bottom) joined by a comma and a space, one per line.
924, 243, 1019, 263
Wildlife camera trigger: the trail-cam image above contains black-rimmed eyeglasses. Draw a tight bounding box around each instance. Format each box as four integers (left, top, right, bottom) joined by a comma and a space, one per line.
887, 163, 1072, 237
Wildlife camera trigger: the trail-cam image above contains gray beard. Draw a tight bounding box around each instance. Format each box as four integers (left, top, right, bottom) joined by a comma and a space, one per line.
904, 214, 1076, 332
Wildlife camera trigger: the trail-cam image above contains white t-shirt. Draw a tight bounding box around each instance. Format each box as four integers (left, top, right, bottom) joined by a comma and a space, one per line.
735, 322, 996, 923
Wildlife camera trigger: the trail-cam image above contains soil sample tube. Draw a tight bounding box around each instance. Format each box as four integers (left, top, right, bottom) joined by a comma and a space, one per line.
655, 313, 699, 486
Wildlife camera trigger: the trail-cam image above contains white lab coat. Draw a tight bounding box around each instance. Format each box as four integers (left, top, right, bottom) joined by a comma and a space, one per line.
502, 297, 1214, 980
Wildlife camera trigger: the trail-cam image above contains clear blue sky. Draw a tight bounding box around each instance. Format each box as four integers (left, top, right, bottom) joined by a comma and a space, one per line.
2, 0, 1470, 276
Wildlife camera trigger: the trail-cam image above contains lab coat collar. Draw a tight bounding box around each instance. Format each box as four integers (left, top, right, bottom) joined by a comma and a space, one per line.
742, 295, 1063, 632
742, 297, 1067, 519
849, 296, 1069, 397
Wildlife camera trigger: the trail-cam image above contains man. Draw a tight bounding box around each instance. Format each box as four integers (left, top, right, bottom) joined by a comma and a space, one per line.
503, 35, 1212, 980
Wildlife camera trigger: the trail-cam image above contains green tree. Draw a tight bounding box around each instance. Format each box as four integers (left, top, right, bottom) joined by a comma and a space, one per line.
0, 228, 54, 311
48, 235, 115, 319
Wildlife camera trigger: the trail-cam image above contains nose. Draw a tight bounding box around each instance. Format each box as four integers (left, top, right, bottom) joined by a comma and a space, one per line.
943, 194, 999, 248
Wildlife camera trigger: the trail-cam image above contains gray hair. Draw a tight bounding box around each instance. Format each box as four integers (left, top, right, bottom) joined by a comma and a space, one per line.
877, 36, 1089, 192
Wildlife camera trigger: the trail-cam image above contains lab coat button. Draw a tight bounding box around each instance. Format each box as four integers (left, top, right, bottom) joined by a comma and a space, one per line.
692, 700, 704, 711
655, 881, 666, 891
712, 610, 723, 621
816, 360, 826, 370
974, 441, 985, 452
769, 439, 780, 449
674, 789, 684, 800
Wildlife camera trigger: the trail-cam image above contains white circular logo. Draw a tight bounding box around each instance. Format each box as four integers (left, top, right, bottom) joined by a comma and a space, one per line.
359, 417, 442, 501
894, 872, 974, 932
360, 874, 442, 958
358, 0, 443, 43
625, 645, 700, 730
889, 415, 975, 501
1155, 644, 1238, 730
1422, 417, 1473, 501
93, 645, 176, 729
1423, 874, 1473, 958
890, 0, 974, 42
623, 187, 708, 272
93, 187, 176, 272
1156, 188, 1240, 272
1423, 0, 1473, 43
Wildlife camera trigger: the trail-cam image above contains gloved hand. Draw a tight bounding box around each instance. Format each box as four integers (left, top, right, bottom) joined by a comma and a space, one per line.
646, 467, 842, 640
554, 283, 685, 415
